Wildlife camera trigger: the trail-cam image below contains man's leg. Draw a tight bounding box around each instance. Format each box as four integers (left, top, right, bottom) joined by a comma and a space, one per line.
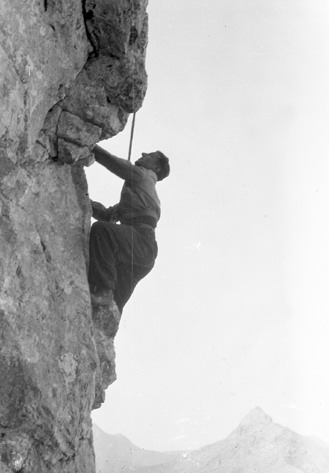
89, 221, 138, 305
89, 223, 157, 310
114, 228, 158, 311
114, 261, 155, 312
88, 221, 118, 295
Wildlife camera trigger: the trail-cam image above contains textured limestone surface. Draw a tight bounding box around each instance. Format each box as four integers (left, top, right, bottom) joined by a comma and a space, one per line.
0, 0, 148, 472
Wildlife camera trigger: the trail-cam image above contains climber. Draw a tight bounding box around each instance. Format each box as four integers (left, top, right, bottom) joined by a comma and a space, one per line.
88, 144, 170, 313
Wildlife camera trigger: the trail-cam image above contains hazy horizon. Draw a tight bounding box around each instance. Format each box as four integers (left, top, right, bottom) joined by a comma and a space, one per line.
93, 405, 329, 452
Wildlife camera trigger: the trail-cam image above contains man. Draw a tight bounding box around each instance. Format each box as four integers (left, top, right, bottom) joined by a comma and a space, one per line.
88, 144, 170, 313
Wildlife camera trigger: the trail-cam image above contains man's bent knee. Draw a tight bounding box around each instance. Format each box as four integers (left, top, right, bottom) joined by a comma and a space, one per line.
90, 220, 106, 233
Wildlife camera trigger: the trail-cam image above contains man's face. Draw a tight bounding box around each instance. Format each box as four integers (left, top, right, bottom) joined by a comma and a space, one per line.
135, 152, 161, 174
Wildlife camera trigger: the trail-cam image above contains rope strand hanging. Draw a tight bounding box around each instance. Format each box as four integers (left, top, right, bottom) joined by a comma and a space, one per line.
127, 54, 137, 162
127, 111, 136, 162
128, 67, 137, 293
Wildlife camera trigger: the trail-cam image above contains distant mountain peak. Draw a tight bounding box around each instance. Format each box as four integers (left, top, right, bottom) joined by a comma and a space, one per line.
227, 407, 275, 438
240, 406, 273, 426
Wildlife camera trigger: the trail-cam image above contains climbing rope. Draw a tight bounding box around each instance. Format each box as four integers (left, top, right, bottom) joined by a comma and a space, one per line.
128, 75, 137, 294
127, 111, 137, 162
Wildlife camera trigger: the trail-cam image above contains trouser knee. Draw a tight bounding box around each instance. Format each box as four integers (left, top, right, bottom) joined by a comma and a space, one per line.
90, 220, 106, 236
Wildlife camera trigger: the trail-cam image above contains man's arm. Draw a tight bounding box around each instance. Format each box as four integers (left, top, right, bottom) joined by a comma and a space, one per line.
93, 145, 137, 181
91, 201, 120, 222
91, 200, 108, 220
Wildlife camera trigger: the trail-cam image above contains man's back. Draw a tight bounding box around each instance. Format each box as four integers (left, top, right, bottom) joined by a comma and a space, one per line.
118, 166, 161, 226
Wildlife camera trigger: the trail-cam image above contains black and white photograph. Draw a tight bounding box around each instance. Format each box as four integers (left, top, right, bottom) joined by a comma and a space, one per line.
1, 1, 329, 472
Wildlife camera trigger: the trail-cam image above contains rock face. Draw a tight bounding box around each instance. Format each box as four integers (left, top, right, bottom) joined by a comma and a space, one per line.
94, 408, 329, 473
0, 1, 148, 472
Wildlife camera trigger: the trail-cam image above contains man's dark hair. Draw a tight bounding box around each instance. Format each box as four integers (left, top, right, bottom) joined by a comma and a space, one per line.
155, 151, 170, 181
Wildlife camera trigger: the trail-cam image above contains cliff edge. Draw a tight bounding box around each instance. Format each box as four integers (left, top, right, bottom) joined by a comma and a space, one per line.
0, 1, 148, 472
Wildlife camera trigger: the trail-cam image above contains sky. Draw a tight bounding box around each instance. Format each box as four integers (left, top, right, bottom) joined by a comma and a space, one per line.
88, 0, 329, 452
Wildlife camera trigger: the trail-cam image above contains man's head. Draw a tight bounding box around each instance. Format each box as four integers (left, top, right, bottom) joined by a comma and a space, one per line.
135, 151, 170, 181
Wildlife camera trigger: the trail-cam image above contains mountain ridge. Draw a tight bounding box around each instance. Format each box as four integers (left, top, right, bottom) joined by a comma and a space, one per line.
93, 408, 329, 473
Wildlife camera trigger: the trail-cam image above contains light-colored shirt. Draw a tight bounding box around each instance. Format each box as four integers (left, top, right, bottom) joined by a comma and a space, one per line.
118, 167, 160, 226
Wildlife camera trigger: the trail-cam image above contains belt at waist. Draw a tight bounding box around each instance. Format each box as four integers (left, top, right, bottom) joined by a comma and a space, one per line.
121, 215, 157, 228
133, 223, 155, 230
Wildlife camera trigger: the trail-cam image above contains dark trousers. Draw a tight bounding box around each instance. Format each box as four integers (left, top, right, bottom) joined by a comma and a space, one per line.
88, 221, 158, 312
